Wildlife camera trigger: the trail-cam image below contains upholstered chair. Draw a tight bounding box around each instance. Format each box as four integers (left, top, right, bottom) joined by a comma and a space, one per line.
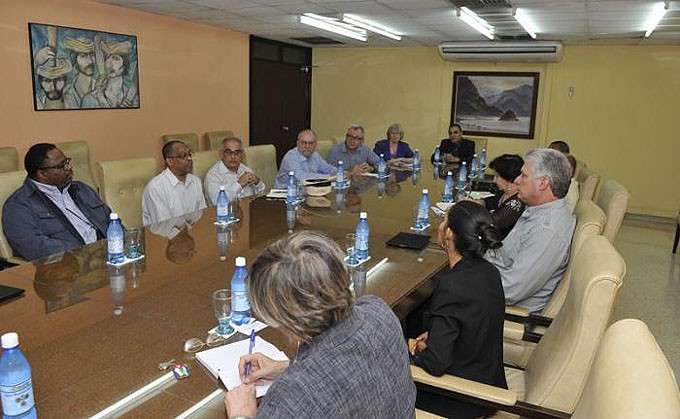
316, 140, 334, 160
162, 133, 200, 153
96, 158, 157, 228
57, 141, 97, 190
576, 166, 599, 201
205, 130, 234, 151
573, 158, 586, 180
0, 171, 29, 260
596, 179, 630, 242
191, 150, 220, 183
0, 147, 19, 173
243, 144, 277, 191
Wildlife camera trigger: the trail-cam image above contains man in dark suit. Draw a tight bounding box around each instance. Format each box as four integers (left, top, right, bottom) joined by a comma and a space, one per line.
431, 123, 476, 165
2, 143, 111, 261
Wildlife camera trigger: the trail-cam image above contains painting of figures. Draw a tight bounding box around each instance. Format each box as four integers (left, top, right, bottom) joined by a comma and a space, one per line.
451, 72, 539, 139
29, 23, 140, 111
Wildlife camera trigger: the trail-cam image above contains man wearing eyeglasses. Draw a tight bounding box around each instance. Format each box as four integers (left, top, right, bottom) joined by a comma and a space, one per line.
326, 125, 380, 174
2, 143, 112, 261
204, 136, 265, 205
275, 129, 338, 189
142, 141, 207, 226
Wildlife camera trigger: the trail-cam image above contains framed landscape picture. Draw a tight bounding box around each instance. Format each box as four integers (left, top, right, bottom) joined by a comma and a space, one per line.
451, 71, 539, 139
29, 23, 140, 111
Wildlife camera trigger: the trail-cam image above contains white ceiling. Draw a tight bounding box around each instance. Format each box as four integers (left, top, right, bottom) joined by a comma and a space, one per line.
95, 0, 680, 47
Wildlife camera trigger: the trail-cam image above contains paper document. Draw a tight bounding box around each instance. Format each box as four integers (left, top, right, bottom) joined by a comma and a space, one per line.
195, 336, 288, 398
266, 189, 287, 199
469, 191, 495, 199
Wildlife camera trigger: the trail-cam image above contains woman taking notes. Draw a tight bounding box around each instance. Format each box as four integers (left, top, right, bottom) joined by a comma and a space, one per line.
410, 201, 507, 418
225, 231, 415, 418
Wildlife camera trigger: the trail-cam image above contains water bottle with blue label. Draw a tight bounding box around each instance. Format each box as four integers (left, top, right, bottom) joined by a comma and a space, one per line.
413, 149, 420, 169
286, 171, 298, 204
336, 160, 345, 188
216, 186, 229, 223
433, 146, 441, 164
230, 256, 251, 325
417, 189, 430, 228
377, 154, 387, 178
354, 212, 370, 261
457, 161, 468, 201
442, 171, 454, 203
0, 333, 37, 419
107, 213, 124, 264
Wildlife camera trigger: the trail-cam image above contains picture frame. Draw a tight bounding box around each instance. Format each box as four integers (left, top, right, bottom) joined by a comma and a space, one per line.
28, 22, 140, 111
451, 71, 539, 139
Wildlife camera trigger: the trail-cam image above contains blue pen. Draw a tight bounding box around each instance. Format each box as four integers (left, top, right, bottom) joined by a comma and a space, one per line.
244, 329, 256, 378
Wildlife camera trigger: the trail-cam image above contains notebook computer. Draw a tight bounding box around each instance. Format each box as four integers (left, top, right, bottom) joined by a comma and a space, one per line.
0, 284, 25, 304
386, 232, 431, 251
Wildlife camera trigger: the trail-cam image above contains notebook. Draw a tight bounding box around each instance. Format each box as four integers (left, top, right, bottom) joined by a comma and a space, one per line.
386, 232, 431, 250
0, 284, 25, 304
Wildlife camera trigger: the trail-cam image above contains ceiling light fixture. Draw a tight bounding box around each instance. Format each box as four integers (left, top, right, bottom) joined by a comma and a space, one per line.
513, 8, 537, 39
644, 0, 670, 38
300, 13, 367, 42
342, 14, 402, 41
457, 7, 494, 40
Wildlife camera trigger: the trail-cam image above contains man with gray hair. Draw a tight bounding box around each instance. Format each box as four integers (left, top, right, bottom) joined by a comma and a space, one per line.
204, 136, 264, 205
326, 124, 380, 174
485, 148, 576, 313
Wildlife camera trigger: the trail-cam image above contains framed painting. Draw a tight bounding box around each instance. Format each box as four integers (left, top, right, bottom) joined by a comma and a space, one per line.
28, 23, 140, 111
451, 71, 539, 139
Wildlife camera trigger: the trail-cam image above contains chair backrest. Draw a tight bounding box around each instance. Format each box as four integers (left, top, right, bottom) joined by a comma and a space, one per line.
0, 147, 19, 173
468, 137, 487, 156
316, 140, 334, 160
57, 141, 97, 190
523, 235, 626, 413
162, 133, 200, 153
96, 158, 158, 229
542, 200, 606, 319
191, 150, 220, 182
596, 179, 630, 242
573, 319, 680, 419
205, 130, 234, 151
576, 166, 599, 201
0, 171, 28, 259
573, 158, 586, 180
243, 144, 277, 191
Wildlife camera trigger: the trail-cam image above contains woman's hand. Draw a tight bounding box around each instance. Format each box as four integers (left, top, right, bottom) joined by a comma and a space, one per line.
409, 331, 429, 356
224, 384, 257, 418
239, 352, 290, 385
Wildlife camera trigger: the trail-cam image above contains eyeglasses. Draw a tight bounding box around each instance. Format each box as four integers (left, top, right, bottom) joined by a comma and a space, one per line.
183, 333, 228, 353
222, 149, 243, 157
39, 157, 72, 171
168, 152, 193, 160
346, 134, 364, 141
299, 141, 316, 146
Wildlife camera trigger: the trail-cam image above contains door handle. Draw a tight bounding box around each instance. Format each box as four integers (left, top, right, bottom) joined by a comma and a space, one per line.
282, 126, 290, 131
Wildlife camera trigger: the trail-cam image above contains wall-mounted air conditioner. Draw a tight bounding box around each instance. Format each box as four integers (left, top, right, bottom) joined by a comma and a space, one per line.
438, 41, 563, 62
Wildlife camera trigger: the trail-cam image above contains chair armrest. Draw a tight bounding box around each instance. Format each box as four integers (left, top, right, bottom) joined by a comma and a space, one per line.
505, 305, 553, 328
505, 305, 530, 317
504, 320, 525, 341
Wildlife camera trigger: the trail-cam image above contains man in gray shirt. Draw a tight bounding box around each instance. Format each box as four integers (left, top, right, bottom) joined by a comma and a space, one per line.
485, 148, 576, 313
326, 124, 380, 174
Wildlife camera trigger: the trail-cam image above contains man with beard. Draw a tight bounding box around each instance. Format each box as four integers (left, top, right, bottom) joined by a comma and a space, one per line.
82, 38, 139, 108
33, 47, 72, 110
2, 143, 111, 260
62, 37, 96, 109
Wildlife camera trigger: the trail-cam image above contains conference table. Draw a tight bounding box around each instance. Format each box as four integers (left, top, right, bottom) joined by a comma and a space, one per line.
0, 164, 491, 418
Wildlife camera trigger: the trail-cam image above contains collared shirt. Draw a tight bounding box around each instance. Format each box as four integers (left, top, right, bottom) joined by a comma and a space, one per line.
326, 143, 381, 169
275, 148, 337, 189
142, 168, 207, 226
31, 180, 98, 244
485, 198, 576, 313
204, 161, 265, 206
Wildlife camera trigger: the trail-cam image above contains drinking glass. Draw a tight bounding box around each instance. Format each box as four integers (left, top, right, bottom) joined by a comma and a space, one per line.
412, 203, 422, 230
212, 289, 233, 335
125, 228, 143, 259
345, 233, 357, 264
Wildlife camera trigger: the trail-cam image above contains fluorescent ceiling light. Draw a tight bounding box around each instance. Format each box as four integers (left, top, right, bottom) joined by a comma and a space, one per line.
644, 1, 669, 38
457, 7, 494, 40
300, 13, 367, 42
342, 14, 402, 41
514, 8, 537, 39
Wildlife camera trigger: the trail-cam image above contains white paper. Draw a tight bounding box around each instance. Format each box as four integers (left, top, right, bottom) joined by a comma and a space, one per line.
196, 336, 288, 398
266, 189, 287, 199
469, 191, 495, 199
232, 319, 269, 335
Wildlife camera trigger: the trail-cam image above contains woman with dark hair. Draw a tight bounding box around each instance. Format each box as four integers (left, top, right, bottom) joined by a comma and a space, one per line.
472, 154, 525, 239
225, 231, 415, 418
410, 201, 507, 418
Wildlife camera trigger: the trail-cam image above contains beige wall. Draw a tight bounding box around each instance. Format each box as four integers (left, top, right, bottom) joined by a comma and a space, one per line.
312, 45, 680, 217
1, 0, 249, 169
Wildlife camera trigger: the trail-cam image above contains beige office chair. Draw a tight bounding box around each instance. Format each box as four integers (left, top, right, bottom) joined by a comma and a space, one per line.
504, 199, 607, 367
191, 150, 220, 182
576, 166, 599, 201
57, 141, 97, 190
0, 147, 19, 173
469, 137, 488, 156
243, 144, 277, 191
412, 235, 626, 416
596, 179, 630, 242
162, 133, 200, 153
205, 130, 234, 151
573, 158, 586, 180
96, 158, 157, 228
0, 171, 28, 260
316, 140, 334, 160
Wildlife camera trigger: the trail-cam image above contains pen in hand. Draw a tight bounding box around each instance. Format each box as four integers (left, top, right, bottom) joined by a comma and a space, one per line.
244, 329, 256, 378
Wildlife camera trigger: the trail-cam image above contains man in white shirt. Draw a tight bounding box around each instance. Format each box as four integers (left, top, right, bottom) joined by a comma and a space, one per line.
142, 141, 206, 226
204, 136, 265, 205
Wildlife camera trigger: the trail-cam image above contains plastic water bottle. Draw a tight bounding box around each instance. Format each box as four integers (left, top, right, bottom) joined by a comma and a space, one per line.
230, 256, 251, 325
336, 161, 345, 188
109, 265, 126, 316
107, 213, 124, 264
480, 148, 487, 176
470, 154, 479, 180
433, 146, 441, 164
0, 333, 37, 419
442, 171, 454, 203
354, 212, 370, 261
377, 154, 387, 178
286, 171, 298, 204
286, 203, 296, 233
413, 149, 420, 169
417, 189, 430, 228
216, 186, 229, 223
457, 162, 468, 201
